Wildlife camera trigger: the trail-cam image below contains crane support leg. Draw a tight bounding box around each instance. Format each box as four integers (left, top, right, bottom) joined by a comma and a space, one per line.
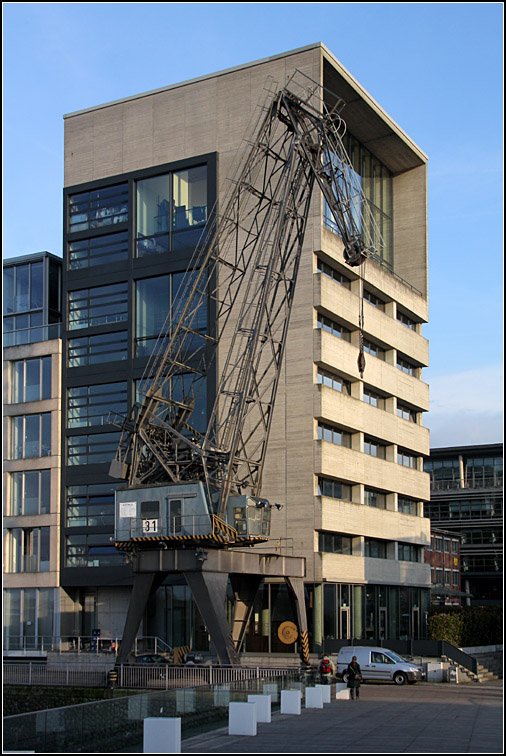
230, 574, 263, 653
184, 571, 241, 666
285, 576, 310, 666
116, 571, 167, 666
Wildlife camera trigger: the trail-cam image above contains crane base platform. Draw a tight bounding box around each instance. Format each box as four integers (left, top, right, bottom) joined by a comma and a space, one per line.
116, 547, 308, 667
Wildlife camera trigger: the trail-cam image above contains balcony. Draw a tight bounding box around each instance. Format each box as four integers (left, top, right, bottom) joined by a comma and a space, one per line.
3, 323, 61, 347
430, 477, 503, 492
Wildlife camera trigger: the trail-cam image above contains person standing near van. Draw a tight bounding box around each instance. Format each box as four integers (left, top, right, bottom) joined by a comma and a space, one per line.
318, 655, 335, 684
346, 655, 362, 699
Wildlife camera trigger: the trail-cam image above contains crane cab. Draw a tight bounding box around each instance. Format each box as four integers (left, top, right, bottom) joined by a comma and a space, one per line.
115, 482, 213, 542
114, 484, 273, 546
227, 495, 272, 537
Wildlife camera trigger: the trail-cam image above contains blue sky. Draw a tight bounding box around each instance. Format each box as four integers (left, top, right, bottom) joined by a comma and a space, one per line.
3, 2, 503, 446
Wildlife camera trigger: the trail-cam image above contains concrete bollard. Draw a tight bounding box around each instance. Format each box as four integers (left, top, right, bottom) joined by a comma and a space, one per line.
335, 687, 351, 700
143, 718, 181, 753
248, 694, 271, 723
315, 684, 332, 704
305, 686, 324, 708
281, 689, 302, 715
228, 702, 257, 736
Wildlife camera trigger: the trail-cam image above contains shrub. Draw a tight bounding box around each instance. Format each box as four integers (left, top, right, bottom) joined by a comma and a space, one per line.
428, 605, 502, 647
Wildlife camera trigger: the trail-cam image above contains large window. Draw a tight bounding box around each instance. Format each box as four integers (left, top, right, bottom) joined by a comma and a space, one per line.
5, 527, 50, 573
363, 387, 385, 409
364, 538, 388, 559
9, 470, 51, 516
318, 532, 353, 554
136, 166, 207, 256
66, 483, 118, 528
65, 533, 124, 567
398, 496, 418, 516
4, 588, 55, 650
317, 422, 351, 447
364, 437, 387, 459
397, 354, 418, 376
68, 282, 128, 330
67, 432, 120, 466
317, 369, 351, 395
12, 356, 52, 403
317, 476, 352, 501
11, 413, 51, 459
3, 261, 43, 315
398, 543, 420, 562
316, 258, 351, 288
398, 448, 418, 469
397, 403, 417, 423
68, 231, 128, 270
364, 488, 386, 509
68, 184, 128, 233
363, 338, 385, 360
135, 270, 207, 357
68, 331, 128, 367
465, 455, 503, 489
67, 382, 128, 428
323, 134, 393, 270
316, 313, 351, 341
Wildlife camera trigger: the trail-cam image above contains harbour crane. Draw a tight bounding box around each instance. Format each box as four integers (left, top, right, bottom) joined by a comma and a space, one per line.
110, 72, 381, 667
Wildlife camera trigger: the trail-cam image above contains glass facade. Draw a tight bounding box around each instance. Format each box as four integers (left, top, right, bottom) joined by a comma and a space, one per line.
5, 527, 50, 573
68, 184, 128, 233
68, 282, 128, 330
12, 356, 52, 403
425, 445, 503, 605
136, 166, 207, 256
9, 470, 51, 516
67, 382, 128, 428
323, 133, 393, 270
3, 588, 57, 650
3, 254, 61, 346
11, 413, 51, 459
62, 155, 214, 600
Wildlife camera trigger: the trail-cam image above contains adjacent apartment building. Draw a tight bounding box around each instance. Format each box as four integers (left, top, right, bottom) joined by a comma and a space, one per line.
424, 444, 503, 606
58, 43, 431, 655
3, 252, 63, 651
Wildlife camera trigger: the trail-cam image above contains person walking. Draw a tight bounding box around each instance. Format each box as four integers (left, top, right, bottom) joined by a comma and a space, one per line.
346, 655, 362, 699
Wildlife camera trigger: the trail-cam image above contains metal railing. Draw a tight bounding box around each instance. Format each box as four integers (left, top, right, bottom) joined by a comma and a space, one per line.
3, 673, 300, 754
431, 477, 502, 491
4, 662, 300, 690
3, 323, 61, 347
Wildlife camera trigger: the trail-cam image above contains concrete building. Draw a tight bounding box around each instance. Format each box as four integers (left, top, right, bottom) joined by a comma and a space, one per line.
60, 43, 431, 655
3, 252, 63, 651
424, 444, 503, 606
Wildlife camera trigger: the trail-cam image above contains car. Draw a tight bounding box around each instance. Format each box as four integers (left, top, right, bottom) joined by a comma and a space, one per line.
335, 646, 423, 685
131, 653, 173, 665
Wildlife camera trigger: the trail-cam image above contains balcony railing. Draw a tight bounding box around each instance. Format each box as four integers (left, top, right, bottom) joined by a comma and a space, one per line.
3, 323, 61, 347
430, 477, 502, 492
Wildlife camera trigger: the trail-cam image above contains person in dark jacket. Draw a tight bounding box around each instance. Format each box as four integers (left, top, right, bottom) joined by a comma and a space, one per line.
346, 655, 362, 699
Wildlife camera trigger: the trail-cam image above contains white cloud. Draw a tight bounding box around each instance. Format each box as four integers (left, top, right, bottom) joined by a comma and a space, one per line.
425, 365, 503, 447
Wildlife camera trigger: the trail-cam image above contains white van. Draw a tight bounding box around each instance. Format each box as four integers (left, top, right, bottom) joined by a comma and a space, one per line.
336, 646, 423, 685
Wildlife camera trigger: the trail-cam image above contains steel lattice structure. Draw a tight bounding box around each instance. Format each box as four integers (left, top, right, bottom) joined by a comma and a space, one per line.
110, 77, 381, 521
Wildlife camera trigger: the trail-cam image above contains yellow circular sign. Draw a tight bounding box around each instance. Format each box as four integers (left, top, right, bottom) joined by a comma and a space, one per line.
277, 621, 299, 645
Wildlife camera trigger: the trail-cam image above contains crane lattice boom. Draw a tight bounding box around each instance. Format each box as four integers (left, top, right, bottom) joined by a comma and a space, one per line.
110, 76, 381, 521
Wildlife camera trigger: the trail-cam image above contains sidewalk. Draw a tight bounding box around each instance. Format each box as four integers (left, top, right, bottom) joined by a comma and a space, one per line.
181, 682, 503, 754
